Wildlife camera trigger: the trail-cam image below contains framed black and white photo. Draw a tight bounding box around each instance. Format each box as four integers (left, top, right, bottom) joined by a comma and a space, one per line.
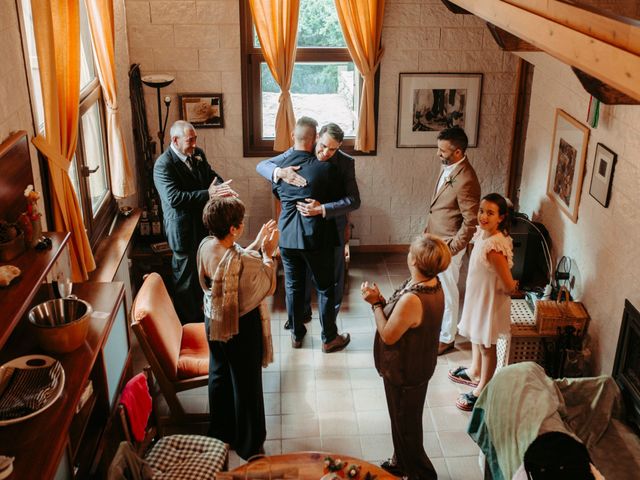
547, 109, 590, 223
397, 73, 482, 148
589, 143, 617, 208
179, 93, 224, 128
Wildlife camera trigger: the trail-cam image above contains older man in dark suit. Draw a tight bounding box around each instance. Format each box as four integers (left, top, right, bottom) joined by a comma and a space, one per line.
153, 120, 236, 323
256, 123, 360, 328
424, 126, 481, 354
273, 117, 350, 353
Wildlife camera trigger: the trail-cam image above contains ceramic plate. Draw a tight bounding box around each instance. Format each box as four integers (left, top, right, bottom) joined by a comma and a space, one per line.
0, 354, 65, 427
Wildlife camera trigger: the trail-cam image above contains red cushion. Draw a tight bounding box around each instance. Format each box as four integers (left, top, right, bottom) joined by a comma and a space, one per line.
120, 373, 152, 442
177, 322, 209, 379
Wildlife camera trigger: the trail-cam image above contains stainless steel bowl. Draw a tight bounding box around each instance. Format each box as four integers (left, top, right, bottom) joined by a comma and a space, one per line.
28, 298, 93, 353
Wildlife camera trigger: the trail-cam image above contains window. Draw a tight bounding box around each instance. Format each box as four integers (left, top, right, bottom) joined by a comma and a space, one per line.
19, 0, 116, 246
240, 0, 376, 156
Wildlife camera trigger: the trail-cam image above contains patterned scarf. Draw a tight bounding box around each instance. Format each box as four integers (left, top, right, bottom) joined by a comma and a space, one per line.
209, 244, 274, 367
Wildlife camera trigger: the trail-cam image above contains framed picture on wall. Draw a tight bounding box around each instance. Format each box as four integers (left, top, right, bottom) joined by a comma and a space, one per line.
547, 109, 590, 223
179, 93, 224, 128
396, 73, 482, 148
589, 143, 617, 208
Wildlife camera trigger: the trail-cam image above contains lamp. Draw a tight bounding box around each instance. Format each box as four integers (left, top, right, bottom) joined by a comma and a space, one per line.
141, 74, 175, 153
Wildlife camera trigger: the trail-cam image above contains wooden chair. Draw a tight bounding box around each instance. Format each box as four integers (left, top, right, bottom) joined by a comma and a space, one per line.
109, 369, 228, 480
130, 272, 209, 426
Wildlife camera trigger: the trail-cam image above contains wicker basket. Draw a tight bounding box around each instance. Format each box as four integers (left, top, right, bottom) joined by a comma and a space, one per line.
534, 287, 589, 336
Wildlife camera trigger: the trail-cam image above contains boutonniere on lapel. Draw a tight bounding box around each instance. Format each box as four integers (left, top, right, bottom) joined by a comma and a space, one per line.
193, 154, 203, 164
444, 175, 455, 187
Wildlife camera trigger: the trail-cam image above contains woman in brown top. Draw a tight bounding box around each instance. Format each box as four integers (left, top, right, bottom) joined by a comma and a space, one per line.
361, 234, 451, 479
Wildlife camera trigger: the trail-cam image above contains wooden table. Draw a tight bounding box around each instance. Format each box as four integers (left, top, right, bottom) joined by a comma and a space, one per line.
230, 451, 397, 479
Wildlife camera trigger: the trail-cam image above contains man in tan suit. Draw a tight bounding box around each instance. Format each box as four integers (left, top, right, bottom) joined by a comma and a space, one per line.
424, 127, 481, 355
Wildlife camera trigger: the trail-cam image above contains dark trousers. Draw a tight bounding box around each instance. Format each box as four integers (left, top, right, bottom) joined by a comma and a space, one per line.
171, 249, 203, 323
280, 247, 336, 343
384, 379, 437, 480
205, 308, 265, 460
303, 245, 345, 316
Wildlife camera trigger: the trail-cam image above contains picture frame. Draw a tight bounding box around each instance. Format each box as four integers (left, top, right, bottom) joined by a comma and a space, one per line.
546, 109, 590, 223
179, 93, 224, 128
396, 73, 482, 148
589, 143, 617, 208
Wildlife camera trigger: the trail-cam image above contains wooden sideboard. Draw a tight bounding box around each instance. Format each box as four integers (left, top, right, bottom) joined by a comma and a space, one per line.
0, 233, 131, 479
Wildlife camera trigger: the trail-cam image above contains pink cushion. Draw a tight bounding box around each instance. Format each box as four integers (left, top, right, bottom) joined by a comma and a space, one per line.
120, 373, 152, 442
132, 273, 182, 380
177, 322, 209, 379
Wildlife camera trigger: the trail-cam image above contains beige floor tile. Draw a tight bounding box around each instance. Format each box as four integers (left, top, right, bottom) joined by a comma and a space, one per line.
316, 389, 355, 413
281, 390, 317, 415
264, 392, 281, 415
319, 411, 359, 436
315, 367, 351, 391
227, 451, 244, 470
280, 349, 315, 371
281, 413, 320, 439
350, 367, 382, 389
424, 431, 444, 458
178, 385, 208, 396
321, 436, 363, 458
359, 434, 394, 461
427, 382, 462, 407
353, 388, 387, 412
431, 457, 452, 480
438, 431, 481, 457
262, 371, 280, 393
345, 332, 374, 351
265, 414, 281, 440
339, 315, 374, 333
422, 407, 436, 432
445, 455, 483, 480
264, 439, 282, 456
282, 437, 322, 452
313, 350, 348, 369
281, 370, 315, 392
356, 411, 392, 435
430, 406, 472, 431
346, 351, 375, 368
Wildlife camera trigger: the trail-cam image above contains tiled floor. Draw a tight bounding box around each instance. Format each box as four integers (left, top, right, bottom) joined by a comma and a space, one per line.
142, 252, 484, 479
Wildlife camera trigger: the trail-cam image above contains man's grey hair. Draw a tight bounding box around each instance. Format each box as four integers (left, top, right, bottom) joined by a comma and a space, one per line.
170, 120, 195, 139
293, 116, 318, 143
319, 123, 344, 143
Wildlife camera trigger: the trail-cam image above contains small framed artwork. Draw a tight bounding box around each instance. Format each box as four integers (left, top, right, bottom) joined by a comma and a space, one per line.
179, 93, 224, 128
547, 109, 590, 223
397, 73, 482, 148
589, 143, 617, 207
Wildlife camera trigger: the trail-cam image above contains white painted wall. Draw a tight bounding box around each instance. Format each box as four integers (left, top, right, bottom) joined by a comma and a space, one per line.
517, 52, 640, 375
125, 0, 517, 244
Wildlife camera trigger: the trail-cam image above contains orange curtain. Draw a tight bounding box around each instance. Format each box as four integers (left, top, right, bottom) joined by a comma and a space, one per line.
85, 0, 136, 198
334, 0, 385, 152
249, 0, 299, 151
31, 0, 96, 281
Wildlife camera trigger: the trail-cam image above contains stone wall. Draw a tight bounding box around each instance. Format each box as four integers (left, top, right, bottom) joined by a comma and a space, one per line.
125, 0, 517, 243
517, 52, 640, 374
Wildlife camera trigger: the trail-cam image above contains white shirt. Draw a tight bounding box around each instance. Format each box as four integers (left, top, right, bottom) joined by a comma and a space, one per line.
170, 144, 191, 168
436, 156, 467, 192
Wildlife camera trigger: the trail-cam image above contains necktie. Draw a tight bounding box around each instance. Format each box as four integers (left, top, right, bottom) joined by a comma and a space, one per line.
186, 156, 195, 170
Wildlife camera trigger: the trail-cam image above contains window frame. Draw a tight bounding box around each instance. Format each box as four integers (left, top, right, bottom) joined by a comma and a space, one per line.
239, 0, 378, 157
76, 77, 117, 248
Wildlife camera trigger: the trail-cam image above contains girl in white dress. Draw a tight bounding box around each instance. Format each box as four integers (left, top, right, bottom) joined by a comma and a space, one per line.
448, 193, 518, 411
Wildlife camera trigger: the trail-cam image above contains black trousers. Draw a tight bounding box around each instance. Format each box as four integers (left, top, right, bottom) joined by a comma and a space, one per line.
206, 308, 265, 460
384, 378, 437, 480
171, 249, 204, 323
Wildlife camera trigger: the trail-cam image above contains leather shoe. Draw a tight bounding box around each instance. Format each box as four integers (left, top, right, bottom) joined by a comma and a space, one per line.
380, 459, 405, 477
284, 314, 312, 330
291, 334, 303, 349
322, 333, 350, 353
284, 320, 292, 330
438, 341, 455, 355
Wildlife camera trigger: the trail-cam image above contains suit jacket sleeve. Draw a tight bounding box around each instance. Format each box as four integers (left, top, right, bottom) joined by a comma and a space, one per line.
448, 168, 481, 255
256, 148, 293, 182
323, 152, 361, 219
153, 155, 209, 209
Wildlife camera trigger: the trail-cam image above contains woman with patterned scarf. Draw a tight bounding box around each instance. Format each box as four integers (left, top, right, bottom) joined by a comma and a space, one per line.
197, 196, 279, 460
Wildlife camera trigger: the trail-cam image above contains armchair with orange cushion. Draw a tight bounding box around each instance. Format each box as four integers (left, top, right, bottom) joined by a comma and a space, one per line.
130, 272, 209, 426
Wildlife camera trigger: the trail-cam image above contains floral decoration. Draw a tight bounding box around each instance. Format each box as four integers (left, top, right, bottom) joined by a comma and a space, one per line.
24, 185, 42, 221
444, 175, 455, 187
324, 456, 347, 473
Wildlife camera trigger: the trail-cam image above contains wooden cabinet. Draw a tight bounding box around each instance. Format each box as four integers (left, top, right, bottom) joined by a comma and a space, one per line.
0, 234, 130, 479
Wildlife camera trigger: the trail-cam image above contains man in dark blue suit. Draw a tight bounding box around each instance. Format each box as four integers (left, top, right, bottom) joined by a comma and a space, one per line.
153, 120, 236, 323
274, 117, 350, 353
256, 123, 360, 329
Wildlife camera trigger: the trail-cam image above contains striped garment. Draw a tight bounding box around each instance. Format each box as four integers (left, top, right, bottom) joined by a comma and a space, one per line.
0, 361, 63, 419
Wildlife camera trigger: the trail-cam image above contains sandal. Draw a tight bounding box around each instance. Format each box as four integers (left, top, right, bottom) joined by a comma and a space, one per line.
456, 392, 479, 411
448, 366, 479, 387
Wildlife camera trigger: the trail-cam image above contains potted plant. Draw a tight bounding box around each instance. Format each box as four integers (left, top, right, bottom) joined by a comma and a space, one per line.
0, 220, 25, 262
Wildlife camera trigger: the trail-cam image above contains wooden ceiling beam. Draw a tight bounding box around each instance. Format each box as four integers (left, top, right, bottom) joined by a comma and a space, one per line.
447, 0, 640, 102
486, 23, 541, 52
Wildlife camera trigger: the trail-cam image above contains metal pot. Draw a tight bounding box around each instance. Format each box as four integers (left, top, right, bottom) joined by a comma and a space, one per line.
28, 297, 93, 353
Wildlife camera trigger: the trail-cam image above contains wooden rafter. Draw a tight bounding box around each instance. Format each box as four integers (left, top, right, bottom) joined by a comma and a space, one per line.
486, 23, 541, 52
448, 0, 640, 102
